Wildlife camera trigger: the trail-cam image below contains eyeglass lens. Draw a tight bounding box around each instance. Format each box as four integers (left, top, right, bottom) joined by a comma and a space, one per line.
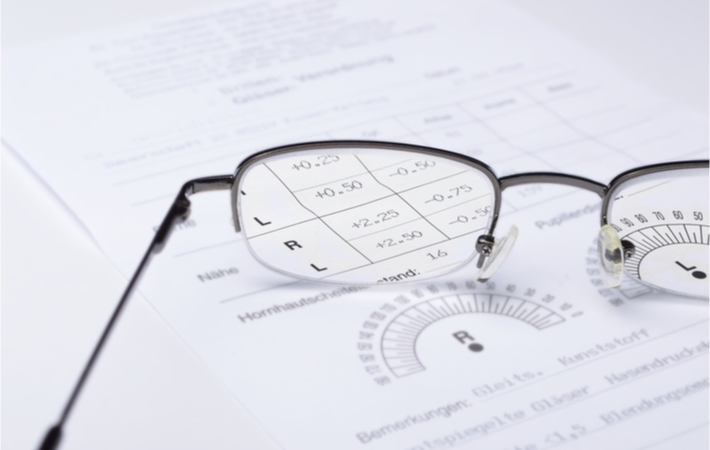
237, 146, 496, 284
607, 167, 709, 298
237, 145, 709, 297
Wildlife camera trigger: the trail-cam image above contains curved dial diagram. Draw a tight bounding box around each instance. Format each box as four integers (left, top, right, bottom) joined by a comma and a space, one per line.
356, 280, 583, 386
613, 211, 708, 298
625, 223, 707, 277
381, 293, 566, 377
608, 171, 708, 298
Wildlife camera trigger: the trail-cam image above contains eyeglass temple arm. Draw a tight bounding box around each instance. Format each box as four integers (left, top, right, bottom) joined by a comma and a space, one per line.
39, 174, 235, 450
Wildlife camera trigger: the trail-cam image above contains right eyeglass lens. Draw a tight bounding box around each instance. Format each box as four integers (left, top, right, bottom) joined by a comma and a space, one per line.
607, 167, 709, 298
237, 146, 497, 284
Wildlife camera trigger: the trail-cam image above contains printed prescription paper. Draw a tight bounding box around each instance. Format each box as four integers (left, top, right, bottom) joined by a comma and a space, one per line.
4, 1, 708, 448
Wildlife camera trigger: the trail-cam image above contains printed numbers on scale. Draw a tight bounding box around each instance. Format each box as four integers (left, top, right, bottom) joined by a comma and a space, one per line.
291, 155, 340, 170
614, 208, 704, 230
388, 160, 436, 177
425, 184, 473, 203
315, 180, 363, 198
352, 210, 400, 229
376, 230, 423, 248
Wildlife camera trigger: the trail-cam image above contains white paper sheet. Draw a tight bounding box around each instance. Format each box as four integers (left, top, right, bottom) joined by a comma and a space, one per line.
4, 0, 708, 448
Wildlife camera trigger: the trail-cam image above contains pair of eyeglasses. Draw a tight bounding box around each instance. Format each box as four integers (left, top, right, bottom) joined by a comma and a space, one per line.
39, 140, 708, 450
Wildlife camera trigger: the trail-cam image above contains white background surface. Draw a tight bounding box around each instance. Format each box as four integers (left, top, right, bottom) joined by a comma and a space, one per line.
2, 1, 707, 449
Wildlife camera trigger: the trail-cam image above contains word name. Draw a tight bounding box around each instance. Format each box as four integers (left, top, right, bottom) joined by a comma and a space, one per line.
197, 267, 239, 282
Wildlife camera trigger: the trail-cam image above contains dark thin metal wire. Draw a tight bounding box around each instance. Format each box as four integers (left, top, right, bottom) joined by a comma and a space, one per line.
59, 241, 156, 425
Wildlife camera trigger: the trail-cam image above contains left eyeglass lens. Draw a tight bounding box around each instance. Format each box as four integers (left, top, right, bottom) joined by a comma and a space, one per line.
607, 167, 709, 298
237, 146, 497, 284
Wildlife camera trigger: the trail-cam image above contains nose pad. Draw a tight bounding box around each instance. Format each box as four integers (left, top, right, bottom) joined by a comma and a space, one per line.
475, 225, 518, 283
597, 224, 624, 288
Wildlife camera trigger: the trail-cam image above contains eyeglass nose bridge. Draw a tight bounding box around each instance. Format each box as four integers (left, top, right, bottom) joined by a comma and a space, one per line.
473, 172, 607, 281
499, 172, 607, 197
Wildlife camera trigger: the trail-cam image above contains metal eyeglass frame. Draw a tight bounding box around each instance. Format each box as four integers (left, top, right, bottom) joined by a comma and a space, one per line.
39, 140, 709, 450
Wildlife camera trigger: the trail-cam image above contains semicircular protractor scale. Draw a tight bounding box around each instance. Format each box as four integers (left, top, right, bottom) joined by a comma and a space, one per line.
380, 293, 565, 377
621, 223, 709, 298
